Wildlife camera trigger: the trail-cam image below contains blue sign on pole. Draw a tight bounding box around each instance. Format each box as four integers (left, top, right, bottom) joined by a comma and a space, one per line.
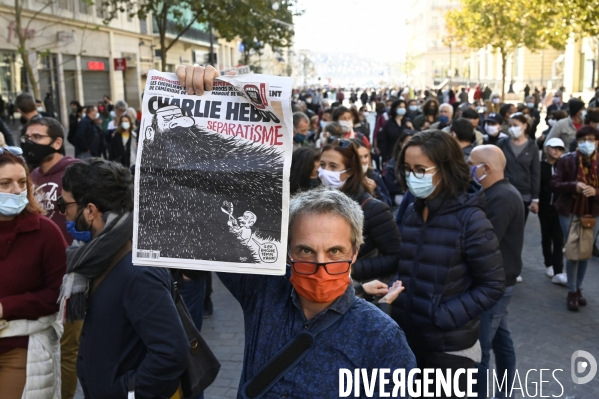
239, 43, 245, 53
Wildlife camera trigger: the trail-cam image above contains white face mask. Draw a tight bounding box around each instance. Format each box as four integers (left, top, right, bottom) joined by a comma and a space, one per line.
338, 120, 353, 133
492, 98, 500, 104
37, 106, 43, 112
548, 119, 556, 127
485, 124, 500, 136
509, 126, 523, 139
318, 167, 347, 189
362, 164, 369, 174
121, 122, 131, 130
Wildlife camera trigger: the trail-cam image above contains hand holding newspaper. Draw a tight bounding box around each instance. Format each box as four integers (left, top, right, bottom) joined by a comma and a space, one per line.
133, 68, 293, 275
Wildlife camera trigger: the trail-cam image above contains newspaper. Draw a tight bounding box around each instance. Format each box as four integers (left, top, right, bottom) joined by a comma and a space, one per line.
133, 70, 293, 275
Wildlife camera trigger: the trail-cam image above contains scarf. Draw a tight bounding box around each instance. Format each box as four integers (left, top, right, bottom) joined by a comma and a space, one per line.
58, 212, 134, 322
574, 150, 599, 216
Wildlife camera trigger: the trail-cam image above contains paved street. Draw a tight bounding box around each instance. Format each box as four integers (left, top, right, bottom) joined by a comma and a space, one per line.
203, 215, 599, 399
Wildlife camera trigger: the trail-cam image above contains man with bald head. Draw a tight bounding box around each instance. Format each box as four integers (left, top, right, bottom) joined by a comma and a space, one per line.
468, 145, 524, 398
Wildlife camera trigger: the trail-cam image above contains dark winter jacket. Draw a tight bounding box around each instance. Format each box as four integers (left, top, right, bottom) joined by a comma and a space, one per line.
77, 254, 189, 398
75, 115, 104, 157
391, 183, 505, 352
383, 158, 402, 197
551, 151, 599, 217
351, 191, 402, 282
379, 118, 406, 162
483, 179, 524, 287
110, 132, 133, 167
367, 169, 392, 207
497, 137, 540, 202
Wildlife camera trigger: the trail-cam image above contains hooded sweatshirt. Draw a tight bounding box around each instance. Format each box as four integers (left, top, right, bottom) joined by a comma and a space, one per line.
31, 156, 81, 245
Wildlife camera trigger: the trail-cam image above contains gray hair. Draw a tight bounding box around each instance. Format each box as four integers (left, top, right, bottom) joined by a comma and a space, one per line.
293, 111, 310, 128
115, 100, 129, 111
288, 188, 364, 248
439, 103, 454, 115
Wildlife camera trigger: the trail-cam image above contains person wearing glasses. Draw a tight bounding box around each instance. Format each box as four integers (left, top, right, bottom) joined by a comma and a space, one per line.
319, 136, 402, 287
393, 130, 505, 393
23, 117, 82, 398
58, 158, 189, 398
497, 112, 541, 222
0, 146, 67, 399
551, 126, 599, 311
176, 65, 415, 398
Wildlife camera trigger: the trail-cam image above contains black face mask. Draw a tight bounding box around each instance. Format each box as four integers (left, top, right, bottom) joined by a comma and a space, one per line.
21, 139, 59, 165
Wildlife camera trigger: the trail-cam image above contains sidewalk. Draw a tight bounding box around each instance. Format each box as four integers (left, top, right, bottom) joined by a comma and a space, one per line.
203, 215, 599, 398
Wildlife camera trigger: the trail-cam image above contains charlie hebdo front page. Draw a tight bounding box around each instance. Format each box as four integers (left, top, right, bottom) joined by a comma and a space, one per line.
133, 70, 293, 275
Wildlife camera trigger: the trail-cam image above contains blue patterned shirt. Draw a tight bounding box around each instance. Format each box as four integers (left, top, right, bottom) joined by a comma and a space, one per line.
218, 269, 416, 398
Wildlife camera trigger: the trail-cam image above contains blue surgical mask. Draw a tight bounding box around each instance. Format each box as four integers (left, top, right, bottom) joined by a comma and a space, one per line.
320, 120, 327, 129
396, 108, 407, 116
409, 105, 418, 112
406, 170, 438, 199
526, 102, 535, 108
578, 141, 596, 157
66, 210, 92, 242
439, 115, 450, 124
110, 110, 116, 118
0, 190, 29, 216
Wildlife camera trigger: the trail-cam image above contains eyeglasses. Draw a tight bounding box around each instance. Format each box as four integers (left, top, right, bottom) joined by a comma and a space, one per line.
400, 165, 437, 179
578, 138, 597, 144
57, 196, 78, 214
20, 134, 51, 143
288, 252, 353, 275
0, 146, 23, 156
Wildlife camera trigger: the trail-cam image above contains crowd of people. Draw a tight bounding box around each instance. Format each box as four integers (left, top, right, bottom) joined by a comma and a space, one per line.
1, 63, 599, 399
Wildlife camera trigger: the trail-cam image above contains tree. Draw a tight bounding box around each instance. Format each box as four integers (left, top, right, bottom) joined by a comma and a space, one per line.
446, 0, 567, 100
101, 0, 298, 71
4, 0, 94, 99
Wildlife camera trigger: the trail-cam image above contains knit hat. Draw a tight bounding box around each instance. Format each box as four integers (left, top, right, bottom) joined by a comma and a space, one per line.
568, 98, 585, 117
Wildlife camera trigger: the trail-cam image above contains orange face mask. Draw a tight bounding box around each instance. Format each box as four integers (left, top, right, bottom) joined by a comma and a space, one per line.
289, 266, 351, 303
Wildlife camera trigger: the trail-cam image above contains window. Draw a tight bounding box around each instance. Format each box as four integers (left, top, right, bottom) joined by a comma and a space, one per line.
58, 0, 72, 11
79, 0, 90, 14
140, 19, 147, 34
96, 0, 105, 20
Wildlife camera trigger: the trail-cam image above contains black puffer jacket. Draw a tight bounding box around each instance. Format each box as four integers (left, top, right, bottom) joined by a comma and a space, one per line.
351, 190, 402, 281
391, 182, 505, 352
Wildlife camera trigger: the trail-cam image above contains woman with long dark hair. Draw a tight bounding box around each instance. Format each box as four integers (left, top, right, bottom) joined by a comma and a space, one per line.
392, 130, 504, 392
109, 114, 137, 167
319, 139, 402, 288
350, 138, 392, 207
378, 99, 408, 163
290, 147, 321, 193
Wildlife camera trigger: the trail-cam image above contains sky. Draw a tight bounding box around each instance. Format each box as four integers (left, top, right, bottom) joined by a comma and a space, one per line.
293, 0, 407, 62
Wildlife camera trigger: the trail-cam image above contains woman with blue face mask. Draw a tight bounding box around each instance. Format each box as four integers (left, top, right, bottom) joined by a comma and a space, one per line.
378, 99, 408, 163
0, 146, 67, 397
109, 114, 137, 167
319, 139, 402, 290
392, 130, 505, 388
550, 125, 599, 311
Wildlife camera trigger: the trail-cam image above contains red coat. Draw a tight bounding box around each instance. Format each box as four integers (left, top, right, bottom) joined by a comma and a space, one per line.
0, 212, 67, 355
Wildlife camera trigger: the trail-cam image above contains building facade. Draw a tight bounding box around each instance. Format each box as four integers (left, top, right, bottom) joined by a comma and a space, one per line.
0, 0, 244, 125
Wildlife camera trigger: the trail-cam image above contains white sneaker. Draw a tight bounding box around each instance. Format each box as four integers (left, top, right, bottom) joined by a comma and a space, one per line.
546, 266, 555, 277
552, 273, 568, 286
516, 275, 523, 283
